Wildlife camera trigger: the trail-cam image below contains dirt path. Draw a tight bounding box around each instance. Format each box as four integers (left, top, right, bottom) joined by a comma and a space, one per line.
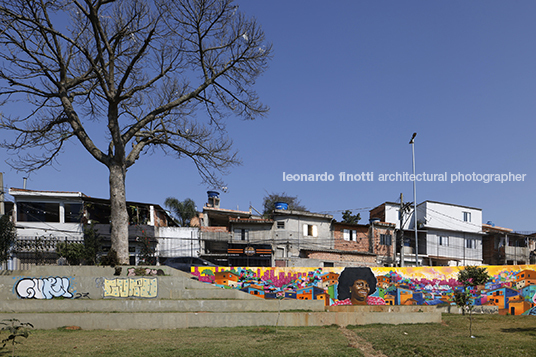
338, 326, 388, 357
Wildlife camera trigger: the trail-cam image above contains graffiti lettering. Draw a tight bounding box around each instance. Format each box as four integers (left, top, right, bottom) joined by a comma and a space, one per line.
73, 292, 90, 299
102, 278, 157, 298
16, 277, 73, 299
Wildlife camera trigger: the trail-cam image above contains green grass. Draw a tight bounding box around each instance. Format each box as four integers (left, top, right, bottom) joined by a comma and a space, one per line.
349, 314, 536, 357
0, 325, 361, 357
0, 314, 534, 357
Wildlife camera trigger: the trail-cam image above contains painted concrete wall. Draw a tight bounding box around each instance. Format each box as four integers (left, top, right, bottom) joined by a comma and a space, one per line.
4, 264, 535, 317
193, 264, 536, 316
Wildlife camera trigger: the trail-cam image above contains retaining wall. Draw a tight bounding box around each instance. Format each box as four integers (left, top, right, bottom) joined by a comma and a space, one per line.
0, 266, 442, 329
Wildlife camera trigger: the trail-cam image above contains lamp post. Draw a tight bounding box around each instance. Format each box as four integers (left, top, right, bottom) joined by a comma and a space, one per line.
409, 133, 418, 266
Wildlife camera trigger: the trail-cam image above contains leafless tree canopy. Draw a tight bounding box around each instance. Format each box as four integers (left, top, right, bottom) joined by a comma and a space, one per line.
0, 0, 272, 264
0, 0, 272, 185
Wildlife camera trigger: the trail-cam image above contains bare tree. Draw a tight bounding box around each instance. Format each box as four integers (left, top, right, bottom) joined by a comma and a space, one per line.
0, 0, 272, 264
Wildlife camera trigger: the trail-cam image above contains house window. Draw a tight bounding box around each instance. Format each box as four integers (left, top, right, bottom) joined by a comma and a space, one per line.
439, 236, 449, 246
234, 229, 248, 241
303, 224, 318, 237
277, 221, 285, 229
380, 234, 392, 246
64, 203, 83, 223
17, 202, 60, 222
463, 212, 471, 222
342, 229, 357, 241
466, 238, 476, 249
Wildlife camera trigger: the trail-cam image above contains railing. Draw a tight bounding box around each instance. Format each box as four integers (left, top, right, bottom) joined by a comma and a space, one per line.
9, 236, 84, 270
500, 246, 530, 263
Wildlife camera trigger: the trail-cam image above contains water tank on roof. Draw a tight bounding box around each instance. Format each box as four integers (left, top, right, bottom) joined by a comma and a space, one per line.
486, 221, 495, 227
207, 191, 220, 208
369, 218, 380, 224
275, 202, 288, 210
207, 191, 220, 198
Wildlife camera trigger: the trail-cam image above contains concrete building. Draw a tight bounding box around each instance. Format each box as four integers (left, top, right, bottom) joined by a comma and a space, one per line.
370, 200, 485, 266
416, 201, 484, 266
198, 192, 273, 266
7, 188, 176, 269
271, 208, 333, 267
482, 223, 534, 265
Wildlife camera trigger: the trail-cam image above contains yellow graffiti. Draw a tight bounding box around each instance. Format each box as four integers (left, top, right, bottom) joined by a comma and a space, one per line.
103, 278, 158, 298
195, 264, 536, 281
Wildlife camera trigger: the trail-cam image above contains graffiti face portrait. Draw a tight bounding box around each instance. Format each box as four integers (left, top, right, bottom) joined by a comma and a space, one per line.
350, 279, 370, 304
337, 267, 377, 305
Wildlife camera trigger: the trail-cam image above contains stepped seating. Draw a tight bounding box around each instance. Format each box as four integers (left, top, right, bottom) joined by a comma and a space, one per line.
0, 266, 441, 329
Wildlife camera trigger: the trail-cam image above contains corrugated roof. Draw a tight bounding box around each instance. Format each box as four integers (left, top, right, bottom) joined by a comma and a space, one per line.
229, 218, 273, 224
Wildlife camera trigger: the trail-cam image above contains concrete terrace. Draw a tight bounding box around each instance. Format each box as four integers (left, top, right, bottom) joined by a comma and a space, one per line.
0, 266, 441, 329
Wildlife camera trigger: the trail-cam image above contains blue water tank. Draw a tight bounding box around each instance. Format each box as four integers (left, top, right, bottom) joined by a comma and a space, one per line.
486, 221, 495, 227
275, 202, 288, 210
207, 191, 219, 198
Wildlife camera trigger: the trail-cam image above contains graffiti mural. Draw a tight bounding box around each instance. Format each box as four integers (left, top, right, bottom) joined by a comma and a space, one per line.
191, 265, 536, 315
102, 277, 157, 298
16, 277, 73, 299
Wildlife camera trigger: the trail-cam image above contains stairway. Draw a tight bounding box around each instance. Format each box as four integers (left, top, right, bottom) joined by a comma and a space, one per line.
0, 266, 441, 329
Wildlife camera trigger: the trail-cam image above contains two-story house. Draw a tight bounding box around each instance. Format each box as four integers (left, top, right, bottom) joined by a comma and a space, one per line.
199, 192, 337, 267
8, 188, 176, 268
370, 200, 484, 266
199, 191, 273, 266
482, 223, 533, 265
416, 201, 484, 266
271, 208, 333, 267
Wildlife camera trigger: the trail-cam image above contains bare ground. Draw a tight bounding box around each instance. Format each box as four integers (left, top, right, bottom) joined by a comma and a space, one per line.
338, 326, 388, 357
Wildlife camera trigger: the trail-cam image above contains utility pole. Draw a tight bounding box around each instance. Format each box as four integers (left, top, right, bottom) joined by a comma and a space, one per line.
0, 172, 4, 216
409, 133, 418, 266
399, 193, 405, 267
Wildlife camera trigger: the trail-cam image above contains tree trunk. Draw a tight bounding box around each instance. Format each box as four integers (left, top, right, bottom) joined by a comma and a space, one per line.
109, 163, 129, 265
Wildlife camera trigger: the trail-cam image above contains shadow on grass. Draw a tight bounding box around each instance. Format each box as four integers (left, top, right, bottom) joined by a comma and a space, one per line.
501, 327, 536, 334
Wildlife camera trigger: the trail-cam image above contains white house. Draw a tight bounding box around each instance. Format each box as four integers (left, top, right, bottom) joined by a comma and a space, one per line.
415, 201, 484, 266
8, 188, 178, 268
370, 200, 484, 266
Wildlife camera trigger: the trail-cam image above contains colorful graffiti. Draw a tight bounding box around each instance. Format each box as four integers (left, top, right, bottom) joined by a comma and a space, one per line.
16, 277, 73, 299
102, 277, 158, 298
191, 265, 536, 315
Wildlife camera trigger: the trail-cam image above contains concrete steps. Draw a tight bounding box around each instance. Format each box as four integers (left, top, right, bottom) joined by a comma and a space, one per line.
0, 266, 442, 329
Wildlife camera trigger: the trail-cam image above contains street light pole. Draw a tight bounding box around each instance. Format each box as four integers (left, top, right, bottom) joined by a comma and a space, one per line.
409, 133, 418, 266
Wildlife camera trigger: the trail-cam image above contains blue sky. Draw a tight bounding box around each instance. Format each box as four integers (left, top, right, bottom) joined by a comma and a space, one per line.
1, 0, 535, 231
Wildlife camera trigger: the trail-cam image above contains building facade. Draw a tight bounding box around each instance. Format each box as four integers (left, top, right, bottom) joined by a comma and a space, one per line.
8, 188, 176, 268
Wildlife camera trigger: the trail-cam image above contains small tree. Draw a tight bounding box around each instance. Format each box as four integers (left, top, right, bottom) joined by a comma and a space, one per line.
0, 215, 16, 268
82, 223, 102, 265
458, 266, 490, 287
262, 192, 307, 216
455, 266, 490, 337
341, 210, 361, 224
1, 318, 33, 357
56, 242, 85, 265
138, 231, 157, 265
55, 223, 102, 265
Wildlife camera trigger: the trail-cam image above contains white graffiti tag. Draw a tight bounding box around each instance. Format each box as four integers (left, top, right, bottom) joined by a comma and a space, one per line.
16, 277, 73, 299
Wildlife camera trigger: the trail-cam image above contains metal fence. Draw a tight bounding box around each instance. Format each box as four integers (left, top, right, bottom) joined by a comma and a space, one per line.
9, 236, 83, 270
